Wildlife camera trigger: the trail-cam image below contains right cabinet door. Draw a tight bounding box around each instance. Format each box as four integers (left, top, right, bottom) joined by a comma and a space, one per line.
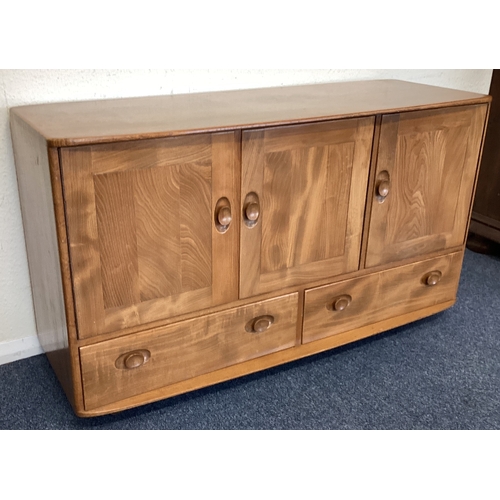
365, 104, 487, 268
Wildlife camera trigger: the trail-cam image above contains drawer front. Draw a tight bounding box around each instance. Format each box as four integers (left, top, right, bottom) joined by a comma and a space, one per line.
80, 293, 298, 410
303, 252, 463, 344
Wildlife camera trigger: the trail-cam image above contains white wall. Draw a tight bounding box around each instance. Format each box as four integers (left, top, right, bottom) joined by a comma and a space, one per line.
0, 69, 493, 364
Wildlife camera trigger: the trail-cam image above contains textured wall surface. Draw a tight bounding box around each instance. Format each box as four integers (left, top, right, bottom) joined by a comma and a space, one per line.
0, 69, 493, 362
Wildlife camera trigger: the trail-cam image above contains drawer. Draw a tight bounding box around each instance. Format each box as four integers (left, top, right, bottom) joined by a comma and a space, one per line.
80, 293, 298, 410
303, 252, 463, 344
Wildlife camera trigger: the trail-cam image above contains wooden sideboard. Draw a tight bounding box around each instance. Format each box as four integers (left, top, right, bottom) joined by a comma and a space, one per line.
10, 80, 490, 416
468, 69, 500, 251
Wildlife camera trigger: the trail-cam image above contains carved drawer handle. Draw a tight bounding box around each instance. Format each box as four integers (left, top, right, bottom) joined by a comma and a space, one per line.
329, 294, 352, 312
115, 349, 151, 370
215, 197, 232, 233
425, 271, 442, 287
245, 315, 274, 333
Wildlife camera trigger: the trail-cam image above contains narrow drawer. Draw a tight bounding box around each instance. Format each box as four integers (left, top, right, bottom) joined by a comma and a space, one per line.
303, 252, 463, 344
80, 293, 298, 410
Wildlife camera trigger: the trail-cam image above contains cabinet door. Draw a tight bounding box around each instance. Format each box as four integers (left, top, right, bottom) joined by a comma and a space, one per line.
61, 132, 239, 338
240, 118, 374, 298
365, 105, 487, 268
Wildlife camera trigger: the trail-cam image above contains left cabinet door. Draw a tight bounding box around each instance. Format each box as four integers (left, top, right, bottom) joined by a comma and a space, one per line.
61, 132, 240, 339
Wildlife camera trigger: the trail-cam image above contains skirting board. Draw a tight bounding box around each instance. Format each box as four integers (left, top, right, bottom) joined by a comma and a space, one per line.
0, 336, 43, 366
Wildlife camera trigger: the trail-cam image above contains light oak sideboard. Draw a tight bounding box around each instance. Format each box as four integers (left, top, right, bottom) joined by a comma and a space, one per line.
10, 80, 490, 417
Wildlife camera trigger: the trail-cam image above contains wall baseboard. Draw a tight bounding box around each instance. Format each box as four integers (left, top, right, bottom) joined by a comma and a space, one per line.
0, 336, 43, 366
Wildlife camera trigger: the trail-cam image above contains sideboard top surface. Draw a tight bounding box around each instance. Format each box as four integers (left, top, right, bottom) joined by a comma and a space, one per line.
10, 79, 490, 147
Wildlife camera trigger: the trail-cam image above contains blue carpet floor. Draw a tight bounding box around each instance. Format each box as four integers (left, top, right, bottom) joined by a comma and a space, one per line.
1, 249, 499, 429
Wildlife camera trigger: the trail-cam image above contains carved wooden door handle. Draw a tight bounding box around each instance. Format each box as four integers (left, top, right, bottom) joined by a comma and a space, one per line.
376, 180, 390, 198
375, 171, 391, 202
217, 205, 232, 226
215, 197, 232, 233
245, 202, 260, 222
243, 192, 260, 227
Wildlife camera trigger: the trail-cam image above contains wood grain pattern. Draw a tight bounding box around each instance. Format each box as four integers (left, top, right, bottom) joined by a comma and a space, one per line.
240, 117, 374, 298
133, 165, 182, 300
10, 80, 489, 147
9, 116, 83, 411
303, 251, 463, 343
48, 148, 84, 412
240, 131, 265, 298
80, 293, 298, 410
179, 163, 213, 292
94, 171, 141, 308
61, 146, 109, 337
79, 299, 455, 417
61, 132, 238, 338
365, 105, 488, 267
211, 131, 240, 305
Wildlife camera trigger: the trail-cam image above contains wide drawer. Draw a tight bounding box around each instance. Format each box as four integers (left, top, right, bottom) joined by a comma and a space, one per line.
80, 293, 298, 410
302, 252, 463, 344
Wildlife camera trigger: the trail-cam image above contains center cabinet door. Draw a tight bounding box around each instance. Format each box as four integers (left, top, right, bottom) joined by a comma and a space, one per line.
61, 132, 239, 339
240, 118, 375, 298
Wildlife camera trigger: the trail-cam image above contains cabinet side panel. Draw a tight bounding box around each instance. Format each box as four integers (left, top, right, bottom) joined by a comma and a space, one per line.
10, 113, 81, 411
